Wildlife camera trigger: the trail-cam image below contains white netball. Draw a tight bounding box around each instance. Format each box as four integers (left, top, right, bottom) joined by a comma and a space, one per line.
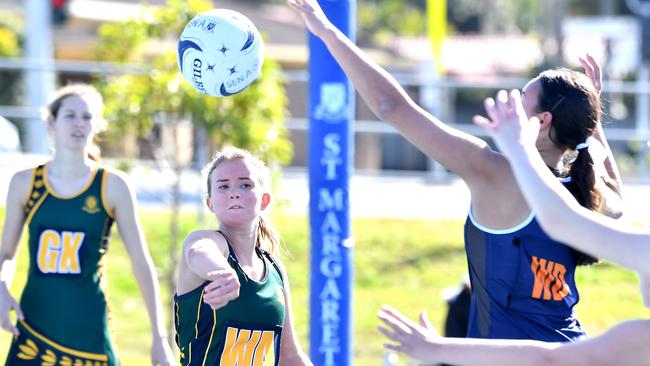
177, 9, 264, 97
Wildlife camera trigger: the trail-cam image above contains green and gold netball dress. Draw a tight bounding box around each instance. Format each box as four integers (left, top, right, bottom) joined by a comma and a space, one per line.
174, 233, 286, 366
5, 164, 117, 366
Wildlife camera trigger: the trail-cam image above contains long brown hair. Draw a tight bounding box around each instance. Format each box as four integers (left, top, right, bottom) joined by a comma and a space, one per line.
537, 69, 618, 265
203, 147, 280, 254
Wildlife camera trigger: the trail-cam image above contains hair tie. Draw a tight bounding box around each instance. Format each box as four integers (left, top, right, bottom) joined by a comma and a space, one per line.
576, 140, 590, 150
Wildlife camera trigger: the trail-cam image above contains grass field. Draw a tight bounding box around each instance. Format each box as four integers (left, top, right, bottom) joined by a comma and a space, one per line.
0, 207, 647, 365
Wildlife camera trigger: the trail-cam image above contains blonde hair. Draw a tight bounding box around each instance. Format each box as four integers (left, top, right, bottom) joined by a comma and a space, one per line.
203, 147, 280, 255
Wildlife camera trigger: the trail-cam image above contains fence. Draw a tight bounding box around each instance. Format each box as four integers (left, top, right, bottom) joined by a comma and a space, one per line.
2, 56, 650, 180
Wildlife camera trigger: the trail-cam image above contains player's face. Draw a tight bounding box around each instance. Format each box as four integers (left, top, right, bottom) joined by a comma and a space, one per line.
521, 77, 548, 147
521, 77, 541, 120
206, 159, 270, 228
50, 95, 97, 151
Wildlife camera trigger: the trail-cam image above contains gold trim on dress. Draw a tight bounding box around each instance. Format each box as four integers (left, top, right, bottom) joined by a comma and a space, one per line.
42, 163, 99, 200
18, 320, 109, 361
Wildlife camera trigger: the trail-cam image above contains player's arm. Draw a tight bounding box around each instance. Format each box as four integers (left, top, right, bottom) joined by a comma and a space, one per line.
276, 259, 312, 366
379, 305, 650, 366
577, 54, 623, 220
0, 169, 31, 335
181, 231, 231, 280
179, 231, 240, 310
400, 325, 648, 366
473, 91, 650, 276
105, 170, 174, 366
579, 54, 623, 191
502, 136, 650, 274
288, 0, 501, 183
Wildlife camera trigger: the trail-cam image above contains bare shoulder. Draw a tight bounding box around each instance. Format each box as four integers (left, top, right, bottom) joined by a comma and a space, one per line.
466, 150, 512, 189
103, 167, 132, 191
7, 167, 38, 205
102, 167, 135, 207
9, 167, 36, 187
183, 229, 229, 255
467, 152, 522, 202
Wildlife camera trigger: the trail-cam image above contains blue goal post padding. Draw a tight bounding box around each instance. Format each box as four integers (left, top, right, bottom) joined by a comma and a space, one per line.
308, 1, 356, 365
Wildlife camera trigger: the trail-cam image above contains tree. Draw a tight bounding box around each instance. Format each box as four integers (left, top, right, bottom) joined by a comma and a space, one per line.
358, 0, 427, 46
93, 0, 292, 340
0, 11, 22, 107
95, 0, 291, 164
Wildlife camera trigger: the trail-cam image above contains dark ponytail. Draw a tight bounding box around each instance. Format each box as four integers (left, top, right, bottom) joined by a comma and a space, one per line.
567, 148, 599, 211
538, 69, 608, 266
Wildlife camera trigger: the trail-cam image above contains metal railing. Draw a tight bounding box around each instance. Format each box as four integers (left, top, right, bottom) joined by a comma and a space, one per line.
2, 56, 650, 178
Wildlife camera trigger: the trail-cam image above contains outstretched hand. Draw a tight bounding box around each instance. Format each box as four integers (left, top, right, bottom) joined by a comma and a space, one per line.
377, 305, 441, 364
472, 89, 540, 157
202, 269, 241, 310
287, 0, 333, 37
579, 53, 602, 94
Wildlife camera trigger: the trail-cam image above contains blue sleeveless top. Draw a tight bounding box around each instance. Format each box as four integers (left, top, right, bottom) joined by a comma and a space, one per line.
464, 181, 586, 342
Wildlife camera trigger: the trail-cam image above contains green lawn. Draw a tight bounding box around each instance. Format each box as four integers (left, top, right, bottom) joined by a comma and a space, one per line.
0, 207, 647, 365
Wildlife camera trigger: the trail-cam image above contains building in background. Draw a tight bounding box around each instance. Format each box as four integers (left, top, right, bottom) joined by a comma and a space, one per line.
0, 0, 646, 178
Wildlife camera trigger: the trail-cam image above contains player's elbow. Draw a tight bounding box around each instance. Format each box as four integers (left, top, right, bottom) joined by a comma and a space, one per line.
186, 243, 207, 263
372, 93, 398, 120
183, 240, 209, 267
372, 90, 411, 122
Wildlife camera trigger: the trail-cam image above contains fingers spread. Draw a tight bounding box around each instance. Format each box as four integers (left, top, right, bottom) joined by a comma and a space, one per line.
586, 53, 601, 79
495, 90, 509, 114
378, 306, 418, 335
380, 305, 415, 327
472, 115, 492, 129
579, 56, 593, 78
483, 97, 498, 122
377, 325, 399, 341
419, 309, 434, 331
509, 89, 525, 116
383, 343, 406, 353
580, 54, 602, 92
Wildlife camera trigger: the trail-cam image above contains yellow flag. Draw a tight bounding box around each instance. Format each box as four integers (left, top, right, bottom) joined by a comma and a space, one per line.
427, 0, 447, 74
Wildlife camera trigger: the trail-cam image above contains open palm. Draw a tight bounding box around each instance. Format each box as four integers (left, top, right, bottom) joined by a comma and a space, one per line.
288, 0, 332, 37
